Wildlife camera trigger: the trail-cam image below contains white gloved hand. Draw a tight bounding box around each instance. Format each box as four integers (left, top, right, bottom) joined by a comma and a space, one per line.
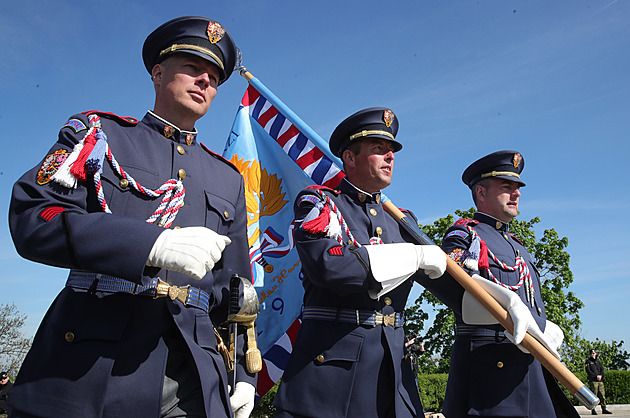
414, 245, 447, 279
364, 243, 448, 299
146, 227, 231, 280
506, 319, 563, 359
229, 381, 255, 418
365, 243, 420, 299
462, 274, 562, 358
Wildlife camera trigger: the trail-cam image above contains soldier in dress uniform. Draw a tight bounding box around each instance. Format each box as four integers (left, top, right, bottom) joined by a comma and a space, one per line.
8, 16, 256, 418
273, 107, 448, 417
439, 150, 579, 417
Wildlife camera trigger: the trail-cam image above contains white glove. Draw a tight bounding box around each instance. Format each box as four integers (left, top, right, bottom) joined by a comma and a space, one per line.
229, 381, 255, 418
364, 243, 447, 299
365, 243, 416, 299
414, 245, 447, 279
506, 319, 563, 359
462, 274, 562, 358
146, 227, 231, 280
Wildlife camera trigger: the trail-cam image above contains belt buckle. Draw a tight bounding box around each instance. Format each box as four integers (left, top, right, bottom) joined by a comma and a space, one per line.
155, 278, 190, 305
374, 312, 396, 327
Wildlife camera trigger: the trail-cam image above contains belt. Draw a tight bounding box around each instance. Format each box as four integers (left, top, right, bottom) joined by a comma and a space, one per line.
302, 306, 404, 328
456, 324, 505, 338
66, 270, 211, 313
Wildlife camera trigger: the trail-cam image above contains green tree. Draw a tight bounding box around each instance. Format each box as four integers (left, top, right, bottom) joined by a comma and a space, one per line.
0, 302, 33, 377
405, 208, 628, 374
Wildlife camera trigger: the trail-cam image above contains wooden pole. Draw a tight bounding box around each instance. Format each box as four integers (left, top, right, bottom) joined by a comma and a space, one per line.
382, 200, 599, 409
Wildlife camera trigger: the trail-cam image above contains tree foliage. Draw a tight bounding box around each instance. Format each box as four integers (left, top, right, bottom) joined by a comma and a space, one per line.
0, 302, 33, 377
404, 208, 629, 374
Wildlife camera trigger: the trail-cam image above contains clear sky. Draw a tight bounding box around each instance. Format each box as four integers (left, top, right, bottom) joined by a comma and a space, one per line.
2, 1, 629, 350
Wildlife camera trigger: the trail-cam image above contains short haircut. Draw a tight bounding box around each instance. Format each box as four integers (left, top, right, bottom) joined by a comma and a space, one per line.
471, 178, 491, 206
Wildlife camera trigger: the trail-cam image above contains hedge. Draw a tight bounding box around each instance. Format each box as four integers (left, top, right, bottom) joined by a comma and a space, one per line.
565, 370, 630, 405
251, 370, 630, 416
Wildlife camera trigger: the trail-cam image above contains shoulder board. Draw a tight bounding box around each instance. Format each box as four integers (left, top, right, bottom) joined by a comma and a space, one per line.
200, 143, 240, 174
81, 110, 139, 126
304, 184, 341, 195
508, 233, 524, 245
452, 218, 478, 227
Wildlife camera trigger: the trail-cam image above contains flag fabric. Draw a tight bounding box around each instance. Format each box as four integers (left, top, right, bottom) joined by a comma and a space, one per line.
222, 78, 345, 398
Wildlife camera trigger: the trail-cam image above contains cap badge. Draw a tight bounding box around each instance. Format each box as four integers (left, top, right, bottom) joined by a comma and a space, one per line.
164, 125, 175, 139
513, 153, 522, 168
383, 109, 394, 128
207, 22, 225, 44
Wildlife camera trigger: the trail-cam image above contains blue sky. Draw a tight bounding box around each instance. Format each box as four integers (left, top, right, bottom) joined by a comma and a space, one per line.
1, 1, 629, 351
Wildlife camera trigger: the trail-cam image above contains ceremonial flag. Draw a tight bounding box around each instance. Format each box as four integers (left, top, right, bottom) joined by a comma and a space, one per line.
222, 72, 345, 398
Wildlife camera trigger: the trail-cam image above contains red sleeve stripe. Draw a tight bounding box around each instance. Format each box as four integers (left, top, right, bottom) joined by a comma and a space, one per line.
39, 206, 66, 221
328, 246, 343, 256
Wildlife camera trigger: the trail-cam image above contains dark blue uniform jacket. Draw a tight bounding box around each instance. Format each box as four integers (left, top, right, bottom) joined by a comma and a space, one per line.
274, 178, 424, 418
8, 111, 254, 417
440, 212, 578, 418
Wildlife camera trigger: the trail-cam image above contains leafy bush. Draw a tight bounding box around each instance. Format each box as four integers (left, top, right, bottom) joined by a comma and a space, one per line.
565, 370, 630, 405
418, 373, 448, 413
251, 382, 278, 417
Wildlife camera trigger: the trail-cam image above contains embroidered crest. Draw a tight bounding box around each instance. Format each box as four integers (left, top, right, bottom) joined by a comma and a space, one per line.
383, 109, 394, 127
513, 153, 522, 168
37, 149, 70, 185
164, 126, 175, 138
448, 248, 470, 265
63, 118, 87, 133
207, 22, 225, 44
185, 134, 194, 146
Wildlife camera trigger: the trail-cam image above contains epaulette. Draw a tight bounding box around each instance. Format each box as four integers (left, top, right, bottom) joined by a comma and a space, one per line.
200, 143, 241, 174
304, 184, 341, 195
452, 218, 479, 227
81, 110, 139, 126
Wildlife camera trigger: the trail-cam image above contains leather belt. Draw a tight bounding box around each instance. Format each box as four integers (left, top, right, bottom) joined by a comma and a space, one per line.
302, 306, 404, 328
66, 270, 211, 313
456, 324, 505, 338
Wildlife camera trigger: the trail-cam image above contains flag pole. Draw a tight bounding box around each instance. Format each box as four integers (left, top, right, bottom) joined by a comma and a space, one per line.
382, 200, 599, 409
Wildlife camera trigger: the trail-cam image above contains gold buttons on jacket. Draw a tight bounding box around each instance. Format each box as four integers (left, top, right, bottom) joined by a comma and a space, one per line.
384, 297, 392, 306
347, 239, 354, 245
64, 331, 75, 343
496, 361, 504, 368
223, 210, 229, 219
119, 178, 129, 188
177, 145, 185, 155
375, 227, 383, 236
178, 169, 186, 180
370, 208, 377, 216
316, 354, 325, 363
